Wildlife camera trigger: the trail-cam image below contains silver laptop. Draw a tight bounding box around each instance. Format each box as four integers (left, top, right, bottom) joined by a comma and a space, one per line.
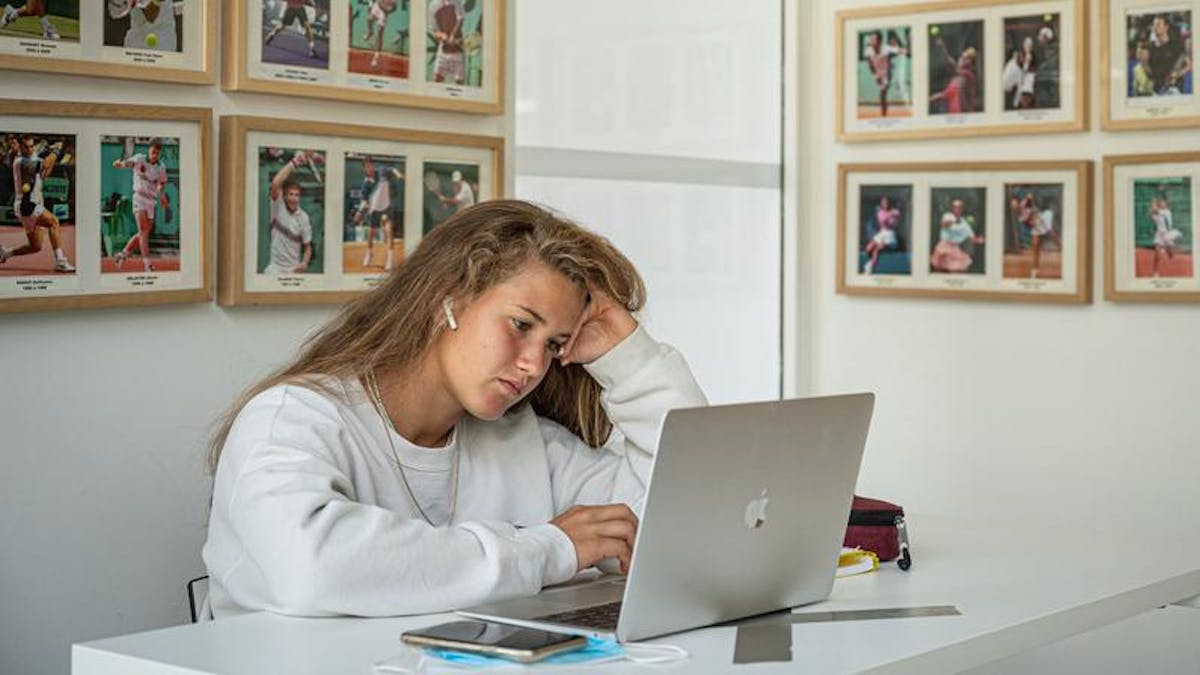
458, 393, 875, 642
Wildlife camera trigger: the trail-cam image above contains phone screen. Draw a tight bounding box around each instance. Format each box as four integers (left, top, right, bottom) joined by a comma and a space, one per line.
404, 620, 581, 651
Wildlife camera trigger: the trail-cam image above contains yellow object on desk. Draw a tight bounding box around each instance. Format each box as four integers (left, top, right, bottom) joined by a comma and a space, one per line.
837, 547, 879, 578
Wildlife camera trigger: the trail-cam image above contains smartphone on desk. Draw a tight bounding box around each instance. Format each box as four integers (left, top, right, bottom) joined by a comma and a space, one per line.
401, 620, 588, 663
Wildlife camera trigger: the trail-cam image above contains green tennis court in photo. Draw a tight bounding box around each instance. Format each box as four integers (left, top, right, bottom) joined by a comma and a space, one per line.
350, 1, 410, 54
856, 34, 911, 106
0, 0, 79, 41
425, 0, 484, 86
99, 138, 181, 257
1133, 177, 1192, 251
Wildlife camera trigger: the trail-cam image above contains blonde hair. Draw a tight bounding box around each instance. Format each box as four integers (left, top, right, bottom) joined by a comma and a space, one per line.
208, 199, 645, 471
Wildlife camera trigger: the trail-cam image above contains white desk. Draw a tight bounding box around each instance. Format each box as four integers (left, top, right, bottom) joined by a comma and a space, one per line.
72, 515, 1200, 674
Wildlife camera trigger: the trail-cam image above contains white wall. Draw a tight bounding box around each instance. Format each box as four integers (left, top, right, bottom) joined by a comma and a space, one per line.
0, 9, 514, 673
796, 0, 1200, 531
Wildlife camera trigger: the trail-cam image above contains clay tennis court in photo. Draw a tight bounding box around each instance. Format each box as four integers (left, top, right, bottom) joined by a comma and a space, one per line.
1134, 248, 1194, 278
99, 252, 181, 273
0, 222, 75, 277
347, 50, 409, 78
856, 104, 913, 118
1003, 250, 1061, 279
342, 239, 403, 275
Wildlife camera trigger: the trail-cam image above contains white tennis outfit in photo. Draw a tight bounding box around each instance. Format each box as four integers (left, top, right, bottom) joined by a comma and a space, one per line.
125, 0, 177, 51
118, 154, 168, 219
266, 193, 312, 274
11, 155, 47, 223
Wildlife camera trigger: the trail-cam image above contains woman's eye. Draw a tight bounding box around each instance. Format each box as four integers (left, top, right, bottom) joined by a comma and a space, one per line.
511, 317, 531, 332
547, 341, 565, 356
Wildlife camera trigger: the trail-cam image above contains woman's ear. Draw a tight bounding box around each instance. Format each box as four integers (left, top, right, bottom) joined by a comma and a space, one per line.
442, 296, 458, 331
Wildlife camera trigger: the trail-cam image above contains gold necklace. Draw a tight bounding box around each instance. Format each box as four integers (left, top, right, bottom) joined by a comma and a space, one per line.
364, 371, 459, 527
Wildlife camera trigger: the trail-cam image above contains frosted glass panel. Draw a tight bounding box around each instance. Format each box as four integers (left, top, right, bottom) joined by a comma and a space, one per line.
515, 0, 781, 163
516, 176, 781, 404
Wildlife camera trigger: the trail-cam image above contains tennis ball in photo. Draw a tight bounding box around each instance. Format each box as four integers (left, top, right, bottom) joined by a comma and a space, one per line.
145, 32, 158, 48
1043, 13, 1053, 22
22, 183, 30, 193
930, 25, 940, 37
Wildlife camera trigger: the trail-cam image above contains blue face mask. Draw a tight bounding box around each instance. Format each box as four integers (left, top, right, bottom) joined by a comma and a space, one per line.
425, 636, 626, 668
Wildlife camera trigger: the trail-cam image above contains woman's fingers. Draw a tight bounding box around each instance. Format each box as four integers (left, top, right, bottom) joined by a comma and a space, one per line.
551, 503, 639, 571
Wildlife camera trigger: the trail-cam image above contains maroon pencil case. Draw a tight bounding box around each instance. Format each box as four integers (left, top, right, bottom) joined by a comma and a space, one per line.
844, 495, 911, 570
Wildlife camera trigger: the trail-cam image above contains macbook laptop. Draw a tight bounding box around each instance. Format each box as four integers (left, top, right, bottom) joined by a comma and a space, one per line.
458, 393, 875, 642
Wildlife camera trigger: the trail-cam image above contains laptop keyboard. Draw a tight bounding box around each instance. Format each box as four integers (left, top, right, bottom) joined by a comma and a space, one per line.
533, 600, 623, 631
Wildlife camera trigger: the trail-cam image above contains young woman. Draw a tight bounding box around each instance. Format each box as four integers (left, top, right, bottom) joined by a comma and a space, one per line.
1013, 193, 1061, 279
929, 39, 979, 114
930, 200, 984, 273
1150, 196, 1183, 278
862, 194, 900, 274
203, 199, 706, 617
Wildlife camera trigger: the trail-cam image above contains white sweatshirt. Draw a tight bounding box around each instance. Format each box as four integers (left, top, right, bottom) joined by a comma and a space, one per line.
202, 327, 706, 618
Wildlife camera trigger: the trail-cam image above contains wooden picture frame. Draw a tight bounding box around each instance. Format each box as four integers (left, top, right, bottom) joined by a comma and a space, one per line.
218, 115, 504, 306
836, 0, 1087, 142
1099, 0, 1199, 131
1104, 152, 1200, 301
0, 0, 216, 85
837, 160, 1092, 303
0, 99, 212, 313
223, 0, 505, 115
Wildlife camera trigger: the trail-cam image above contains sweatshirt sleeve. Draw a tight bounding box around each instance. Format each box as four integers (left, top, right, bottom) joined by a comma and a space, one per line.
541, 326, 707, 517
208, 387, 575, 617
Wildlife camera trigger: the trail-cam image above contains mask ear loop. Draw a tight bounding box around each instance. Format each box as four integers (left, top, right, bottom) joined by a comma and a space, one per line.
442, 297, 458, 331
620, 641, 690, 664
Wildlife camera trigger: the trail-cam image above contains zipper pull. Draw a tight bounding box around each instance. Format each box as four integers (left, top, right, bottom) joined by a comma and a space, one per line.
895, 515, 912, 570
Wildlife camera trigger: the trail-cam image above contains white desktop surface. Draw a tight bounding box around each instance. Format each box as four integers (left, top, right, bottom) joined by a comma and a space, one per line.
72, 515, 1200, 674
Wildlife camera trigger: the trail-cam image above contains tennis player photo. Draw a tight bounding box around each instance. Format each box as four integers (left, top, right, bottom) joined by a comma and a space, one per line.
1124, 10, 1193, 99
103, 0, 183, 52
257, 146, 325, 275
1004, 183, 1064, 280
421, 160, 477, 234
928, 20, 984, 115
857, 184, 912, 276
0, 0, 78, 43
261, 0, 330, 70
426, 0, 483, 87
1002, 12, 1060, 111
857, 26, 912, 119
929, 187, 986, 275
349, 0, 409, 79
1132, 176, 1192, 279
0, 131, 77, 276
344, 151, 405, 274
100, 134, 180, 274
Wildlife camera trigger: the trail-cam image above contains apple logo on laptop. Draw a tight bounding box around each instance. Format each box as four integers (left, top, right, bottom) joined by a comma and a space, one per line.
743, 488, 769, 529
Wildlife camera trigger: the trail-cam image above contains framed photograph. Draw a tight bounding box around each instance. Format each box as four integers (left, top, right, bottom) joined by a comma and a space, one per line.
838, 160, 1092, 302
0, 0, 215, 84
836, 0, 1087, 142
218, 115, 503, 306
1100, 0, 1198, 130
223, 0, 505, 115
1105, 152, 1200, 301
0, 99, 211, 313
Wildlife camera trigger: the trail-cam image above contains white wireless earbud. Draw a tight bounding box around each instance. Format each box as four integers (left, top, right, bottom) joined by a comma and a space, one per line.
442, 297, 458, 331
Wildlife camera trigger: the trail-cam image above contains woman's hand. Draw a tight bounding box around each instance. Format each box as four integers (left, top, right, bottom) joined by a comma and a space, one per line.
558, 288, 637, 366
550, 504, 638, 574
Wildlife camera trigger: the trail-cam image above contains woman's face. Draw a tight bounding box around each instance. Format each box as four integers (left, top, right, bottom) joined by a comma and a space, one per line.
434, 261, 586, 421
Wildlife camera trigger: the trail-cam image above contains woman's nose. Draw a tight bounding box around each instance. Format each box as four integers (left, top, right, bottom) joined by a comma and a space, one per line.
516, 340, 549, 375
